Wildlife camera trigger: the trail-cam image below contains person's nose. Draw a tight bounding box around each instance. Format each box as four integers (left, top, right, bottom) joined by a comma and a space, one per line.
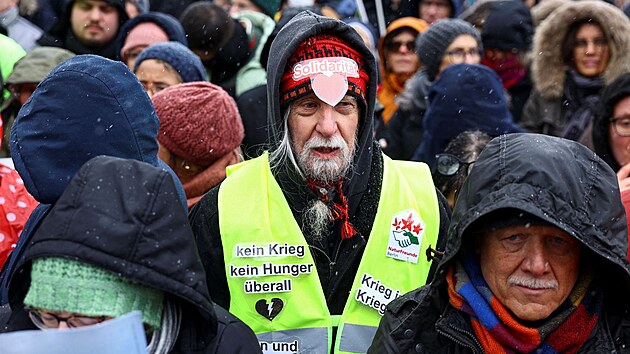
585, 41, 596, 55
522, 239, 550, 276
88, 8, 102, 21
316, 105, 339, 137
463, 52, 478, 64
57, 321, 70, 330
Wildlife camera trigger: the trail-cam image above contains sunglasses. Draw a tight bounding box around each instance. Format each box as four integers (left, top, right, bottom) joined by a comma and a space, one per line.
386, 40, 415, 53
435, 153, 475, 176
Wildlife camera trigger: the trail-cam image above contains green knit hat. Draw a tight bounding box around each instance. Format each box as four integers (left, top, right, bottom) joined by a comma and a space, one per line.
24, 257, 164, 329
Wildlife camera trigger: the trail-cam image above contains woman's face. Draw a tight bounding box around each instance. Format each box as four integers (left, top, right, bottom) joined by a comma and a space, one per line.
572, 23, 610, 77
385, 30, 419, 74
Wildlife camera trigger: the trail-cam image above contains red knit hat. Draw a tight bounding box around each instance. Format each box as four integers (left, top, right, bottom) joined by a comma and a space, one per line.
280, 33, 369, 108
153, 82, 244, 166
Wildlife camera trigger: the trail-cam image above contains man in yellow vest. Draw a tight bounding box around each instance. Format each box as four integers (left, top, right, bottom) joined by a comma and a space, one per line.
189, 10, 451, 353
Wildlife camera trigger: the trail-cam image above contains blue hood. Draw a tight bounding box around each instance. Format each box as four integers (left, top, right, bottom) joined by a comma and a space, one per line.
10, 55, 170, 205
413, 64, 523, 167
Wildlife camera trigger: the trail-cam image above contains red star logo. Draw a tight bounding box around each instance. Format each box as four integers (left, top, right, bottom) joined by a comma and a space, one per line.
401, 213, 414, 231
413, 223, 423, 235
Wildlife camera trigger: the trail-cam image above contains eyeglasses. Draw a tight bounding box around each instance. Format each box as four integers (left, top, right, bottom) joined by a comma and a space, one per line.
610, 117, 630, 136
386, 40, 415, 53
27, 307, 108, 329
435, 153, 475, 176
445, 48, 480, 63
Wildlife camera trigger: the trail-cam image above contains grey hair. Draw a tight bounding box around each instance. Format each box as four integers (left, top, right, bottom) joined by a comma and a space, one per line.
147, 297, 182, 354
268, 107, 305, 179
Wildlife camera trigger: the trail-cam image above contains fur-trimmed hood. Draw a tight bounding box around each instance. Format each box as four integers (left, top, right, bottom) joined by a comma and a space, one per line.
531, 1, 630, 99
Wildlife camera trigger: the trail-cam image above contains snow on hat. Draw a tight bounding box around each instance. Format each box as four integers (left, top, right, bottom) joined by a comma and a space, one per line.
416, 18, 481, 81
134, 41, 208, 83
25, 257, 163, 329
153, 82, 244, 166
280, 33, 369, 109
120, 22, 169, 60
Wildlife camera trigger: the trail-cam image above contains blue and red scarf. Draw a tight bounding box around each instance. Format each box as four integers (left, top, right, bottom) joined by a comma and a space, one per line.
446, 254, 602, 353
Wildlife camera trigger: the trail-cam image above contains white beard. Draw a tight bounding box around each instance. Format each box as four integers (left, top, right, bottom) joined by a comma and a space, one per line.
303, 199, 331, 243
296, 134, 353, 184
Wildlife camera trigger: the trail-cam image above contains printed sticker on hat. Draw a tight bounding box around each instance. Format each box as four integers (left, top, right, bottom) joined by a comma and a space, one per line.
386, 209, 425, 263
292, 57, 359, 107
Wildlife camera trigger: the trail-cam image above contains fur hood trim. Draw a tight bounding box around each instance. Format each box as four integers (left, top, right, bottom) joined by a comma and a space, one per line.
532, 1, 630, 99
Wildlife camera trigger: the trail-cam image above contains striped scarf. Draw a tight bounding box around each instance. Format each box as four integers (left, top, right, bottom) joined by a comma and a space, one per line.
446, 254, 602, 353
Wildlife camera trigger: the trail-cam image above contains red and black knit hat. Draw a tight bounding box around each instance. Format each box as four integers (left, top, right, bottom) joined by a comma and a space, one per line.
280, 33, 369, 108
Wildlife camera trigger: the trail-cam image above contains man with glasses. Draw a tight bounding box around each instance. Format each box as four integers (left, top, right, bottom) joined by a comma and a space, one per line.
591, 72, 630, 261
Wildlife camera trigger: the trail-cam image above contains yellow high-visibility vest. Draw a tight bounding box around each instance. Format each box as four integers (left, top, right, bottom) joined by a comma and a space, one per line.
219, 153, 439, 353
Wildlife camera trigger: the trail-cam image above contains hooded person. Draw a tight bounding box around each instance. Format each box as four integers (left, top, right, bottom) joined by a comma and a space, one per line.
153, 82, 244, 208
378, 18, 482, 160
480, 0, 534, 122
36, 0, 129, 59
369, 133, 630, 353
1, 155, 262, 354
115, 11, 187, 68
591, 73, 630, 261
411, 64, 523, 167
376, 17, 428, 126
0, 54, 187, 306
188, 10, 451, 353
521, 1, 630, 141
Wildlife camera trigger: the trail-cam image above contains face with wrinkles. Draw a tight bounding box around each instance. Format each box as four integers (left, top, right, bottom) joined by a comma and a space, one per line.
288, 93, 359, 183
479, 224, 581, 321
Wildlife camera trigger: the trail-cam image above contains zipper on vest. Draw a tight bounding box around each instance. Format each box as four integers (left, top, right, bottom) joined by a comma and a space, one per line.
436, 324, 483, 353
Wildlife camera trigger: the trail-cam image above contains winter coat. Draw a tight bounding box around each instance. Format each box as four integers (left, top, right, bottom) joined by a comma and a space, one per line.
1, 155, 262, 354
378, 68, 431, 160
0, 54, 186, 305
189, 11, 452, 315
114, 11, 188, 61
521, 1, 630, 138
368, 133, 630, 353
36, 0, 129, 59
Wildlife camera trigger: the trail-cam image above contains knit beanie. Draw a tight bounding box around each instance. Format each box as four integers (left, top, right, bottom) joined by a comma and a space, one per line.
24, 257, 164, 329
416, 18, 482, 81
120, 22, 169, 60
134, 41, 208, 83
280, 33, 369, 110
481, 1, 533, 51
153, 82, 244, 166
250, 0, 280, 17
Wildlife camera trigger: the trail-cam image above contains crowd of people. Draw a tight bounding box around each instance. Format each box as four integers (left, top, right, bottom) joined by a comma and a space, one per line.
0, 0, 630, 353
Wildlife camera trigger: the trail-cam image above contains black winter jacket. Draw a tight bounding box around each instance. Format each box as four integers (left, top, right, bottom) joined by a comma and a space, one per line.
369, 133, 630, 353
1, 156, 261, 354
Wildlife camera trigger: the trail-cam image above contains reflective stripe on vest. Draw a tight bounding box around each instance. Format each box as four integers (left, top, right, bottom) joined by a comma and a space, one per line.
219, 153, 439, 353
258, 328, 329, 353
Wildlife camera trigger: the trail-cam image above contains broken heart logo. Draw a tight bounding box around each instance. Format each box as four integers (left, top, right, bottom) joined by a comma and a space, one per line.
291, 57, 359, 107
255, 298, 284, 321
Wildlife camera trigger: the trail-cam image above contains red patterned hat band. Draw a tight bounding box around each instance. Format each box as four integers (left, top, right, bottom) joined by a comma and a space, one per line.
280, 34, 369, 107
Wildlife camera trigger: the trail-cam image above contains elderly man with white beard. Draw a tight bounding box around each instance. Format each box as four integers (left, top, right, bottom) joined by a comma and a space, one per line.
188, 11, 451, 354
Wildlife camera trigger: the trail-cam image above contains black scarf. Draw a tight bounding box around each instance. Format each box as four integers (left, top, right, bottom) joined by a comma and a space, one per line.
561, 70, 604, 141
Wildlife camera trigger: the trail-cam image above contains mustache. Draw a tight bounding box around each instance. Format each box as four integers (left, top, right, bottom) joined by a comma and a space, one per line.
303, 134, 348, 151
507, 276, 558, 289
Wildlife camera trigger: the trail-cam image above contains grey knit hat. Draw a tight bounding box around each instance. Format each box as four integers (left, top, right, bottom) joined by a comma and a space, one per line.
416, 18, 482, 81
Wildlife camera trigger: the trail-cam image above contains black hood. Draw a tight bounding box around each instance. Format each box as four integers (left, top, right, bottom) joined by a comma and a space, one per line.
438, 133, 630, 292
9, 156, 216, 337
592, 73, 630, 172
265, 11, 379, 217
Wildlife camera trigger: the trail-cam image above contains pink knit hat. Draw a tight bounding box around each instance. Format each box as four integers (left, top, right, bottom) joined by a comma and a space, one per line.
153, 82, 244, 166
120, 22, 169, 61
